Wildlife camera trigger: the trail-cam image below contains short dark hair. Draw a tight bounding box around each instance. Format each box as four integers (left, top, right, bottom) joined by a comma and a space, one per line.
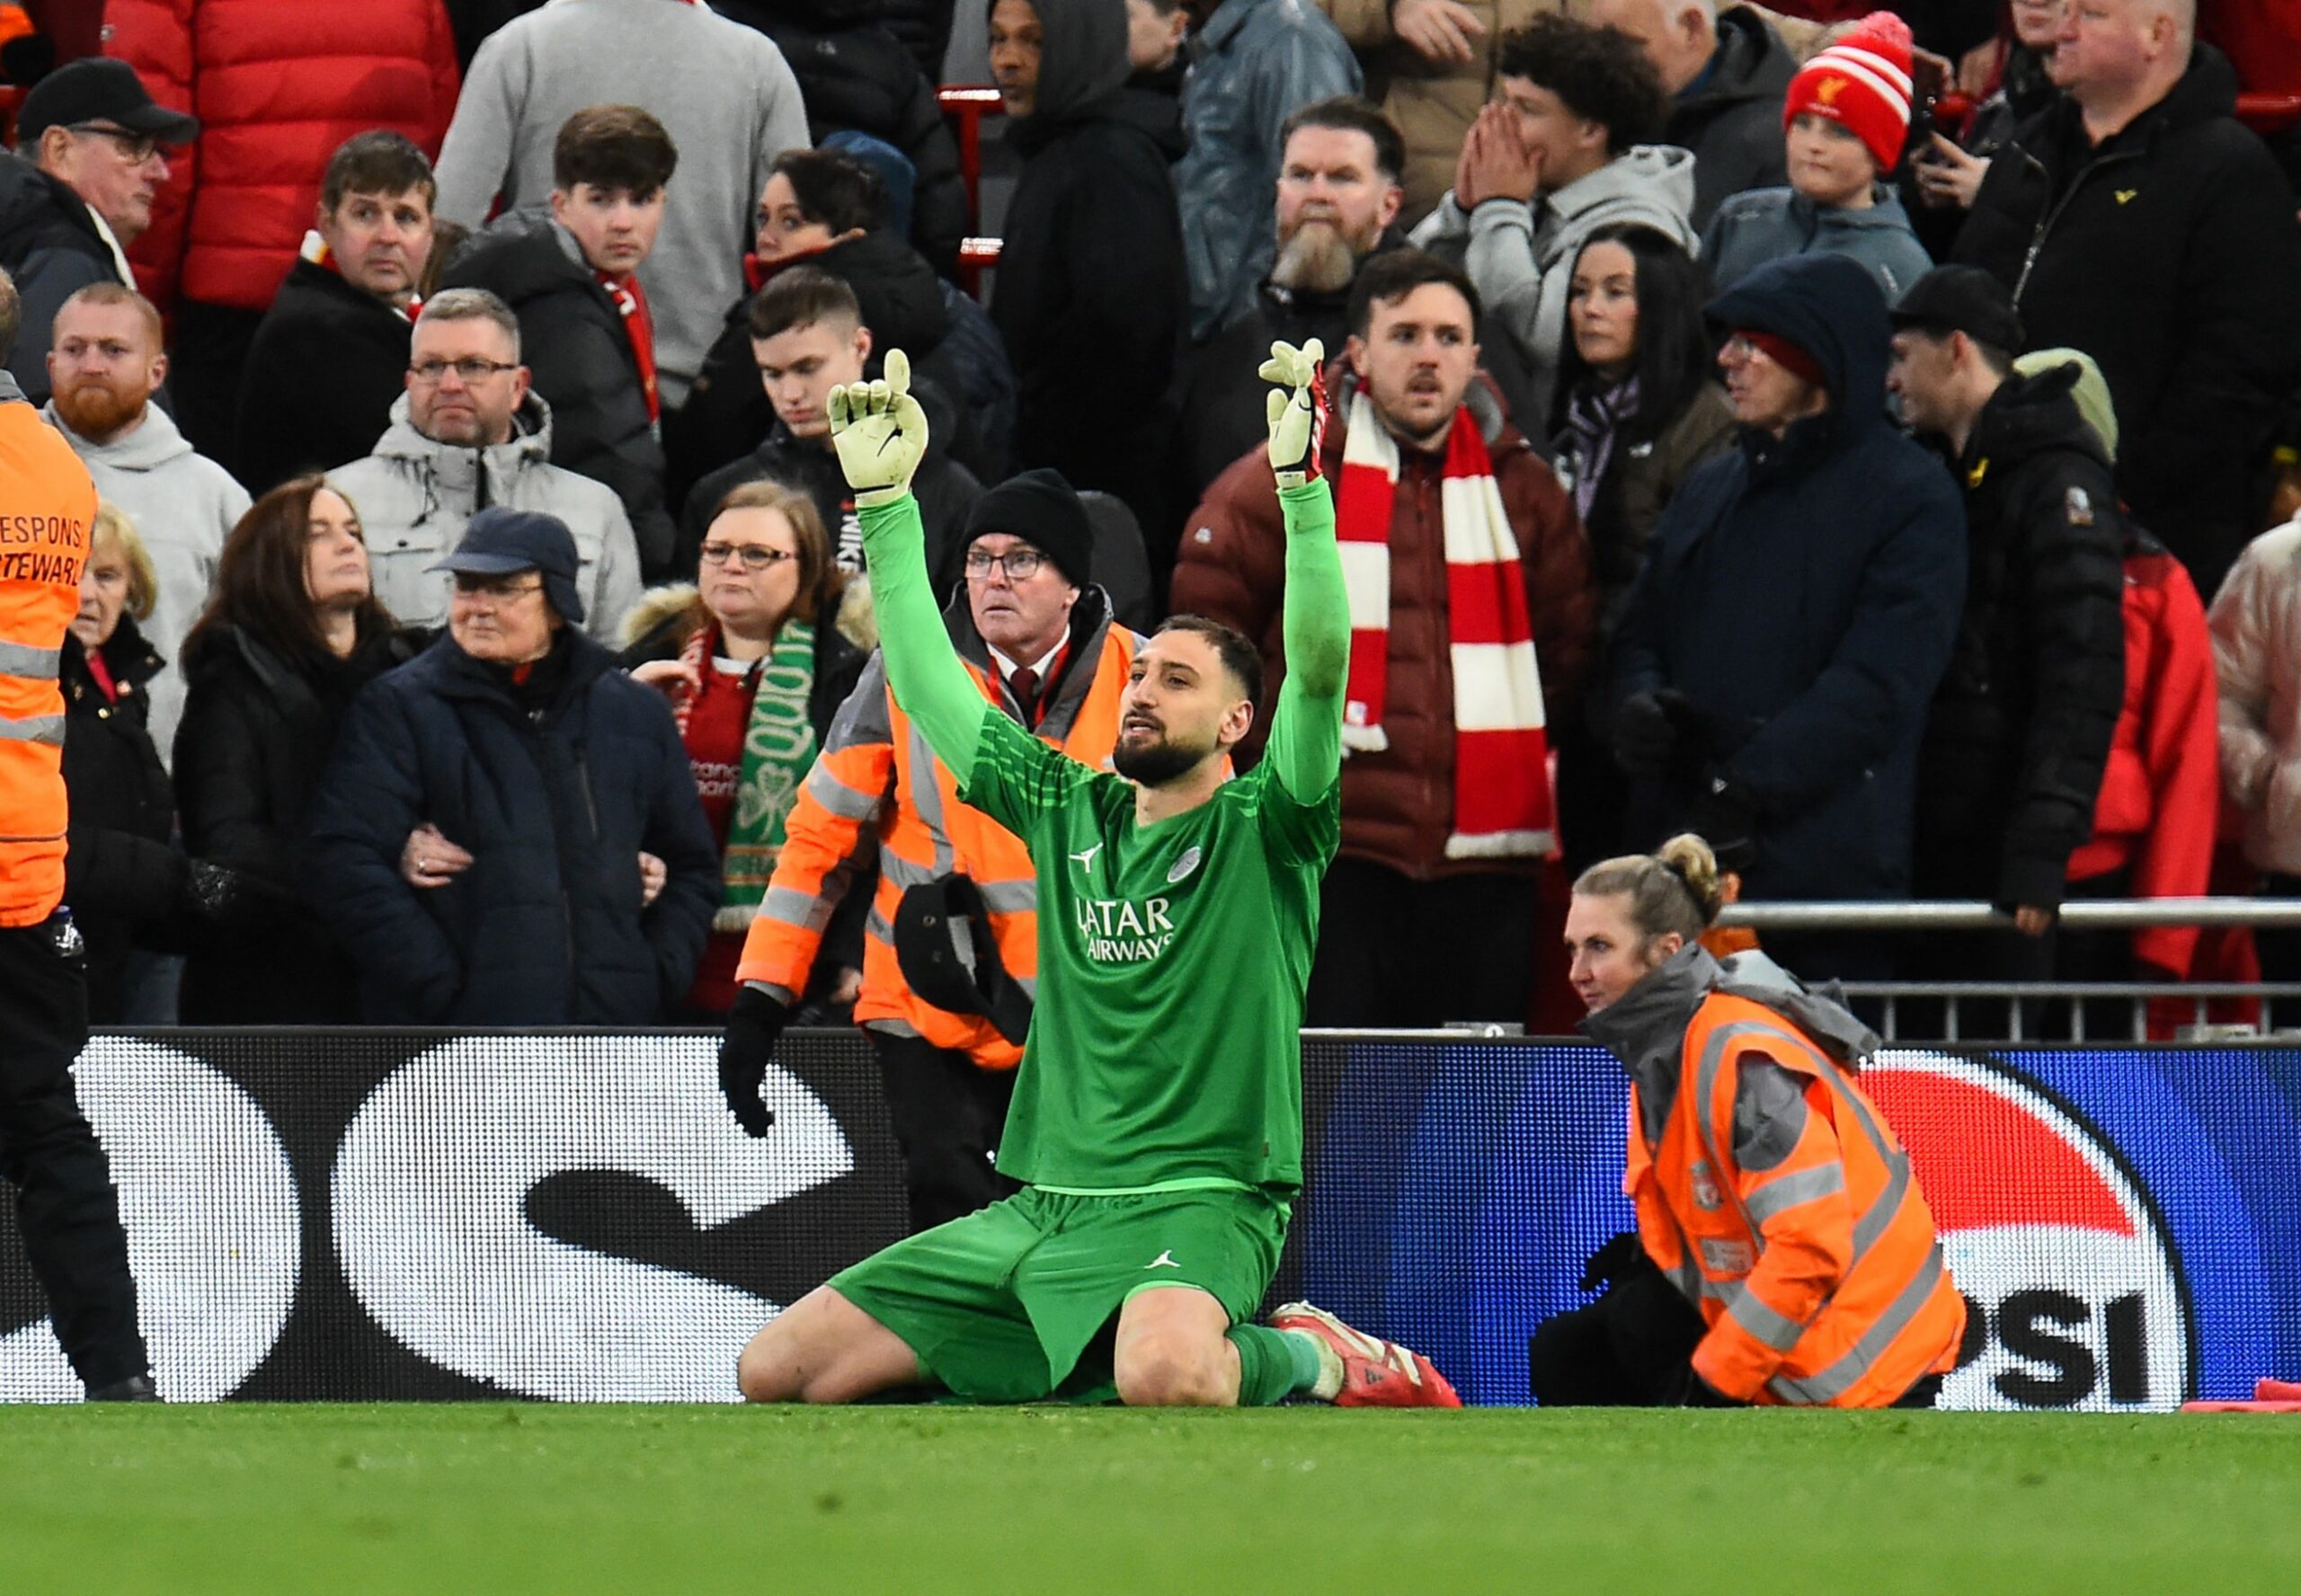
1346, 248, 1481, 341
1157, 615, 1265, 710
1901, 323, 2017, 379
1279, 96, 1407, 190
321, 130, 436, 214
553, 104, 678, 196
768, 148, 889, 236
747, 266, 864, 342
1495, 14, 1668, 153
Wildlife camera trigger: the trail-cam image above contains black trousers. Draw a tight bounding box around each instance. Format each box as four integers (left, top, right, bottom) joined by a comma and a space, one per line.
1528, 1239, 1942, 1408
0, 918, 147, 1390
871, 1030, 1022, 1235
1305, 859, 1534, 1029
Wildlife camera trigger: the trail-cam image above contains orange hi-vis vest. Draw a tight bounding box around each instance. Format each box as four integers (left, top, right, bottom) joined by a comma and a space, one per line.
0, 391, 98, 927
737, 592, 1141, 1068
1621, 981, 1966, 1406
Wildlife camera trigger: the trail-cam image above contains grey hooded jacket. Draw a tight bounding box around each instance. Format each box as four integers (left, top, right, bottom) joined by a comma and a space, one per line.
329, 390, 643, 642
1412, 146, 1698, 431
1177, 0, 1363, 341
1701, 185, 1935, 308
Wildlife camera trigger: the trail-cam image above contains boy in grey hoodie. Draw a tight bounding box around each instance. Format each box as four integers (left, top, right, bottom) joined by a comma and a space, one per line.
1410, 14, 1694, 432
1700, 12, 1932, 306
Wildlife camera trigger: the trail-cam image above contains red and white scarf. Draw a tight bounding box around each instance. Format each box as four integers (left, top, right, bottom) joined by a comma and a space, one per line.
1333, 393, 1555, 859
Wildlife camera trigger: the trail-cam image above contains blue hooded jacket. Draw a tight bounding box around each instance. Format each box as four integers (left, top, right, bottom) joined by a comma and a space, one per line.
1612, 253, 1967, 903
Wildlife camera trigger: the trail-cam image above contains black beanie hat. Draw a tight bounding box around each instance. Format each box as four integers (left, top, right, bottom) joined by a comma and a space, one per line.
964, 468, 1092, 588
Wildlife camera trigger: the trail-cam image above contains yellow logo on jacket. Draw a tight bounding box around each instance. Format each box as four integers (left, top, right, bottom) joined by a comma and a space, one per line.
2116, 189, 2138, 204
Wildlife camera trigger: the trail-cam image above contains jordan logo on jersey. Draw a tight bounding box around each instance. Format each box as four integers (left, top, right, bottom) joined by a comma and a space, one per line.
1074, 895, 1176, 964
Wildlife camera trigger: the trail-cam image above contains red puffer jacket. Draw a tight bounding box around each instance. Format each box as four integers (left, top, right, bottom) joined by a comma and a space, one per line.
103, 0, 459, 313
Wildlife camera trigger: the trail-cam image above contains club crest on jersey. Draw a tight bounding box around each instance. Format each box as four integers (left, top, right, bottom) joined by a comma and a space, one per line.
1074, 895, 1177, 964
1690, 1160, 1723, 1211
1167, 846, 1203, 884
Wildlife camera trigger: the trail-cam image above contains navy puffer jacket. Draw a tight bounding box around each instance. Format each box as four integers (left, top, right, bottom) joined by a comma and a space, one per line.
303, 627, 717, 1024
1612, 253, 1968, 902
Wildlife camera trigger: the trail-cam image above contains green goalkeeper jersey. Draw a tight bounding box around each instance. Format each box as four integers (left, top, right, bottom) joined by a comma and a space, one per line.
856, 478, 1348, 1195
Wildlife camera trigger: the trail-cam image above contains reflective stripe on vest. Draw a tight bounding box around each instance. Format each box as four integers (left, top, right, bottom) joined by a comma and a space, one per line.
0, 712, 65, 745
0, 640, 60, 678
1768, 1244, 1950, 1405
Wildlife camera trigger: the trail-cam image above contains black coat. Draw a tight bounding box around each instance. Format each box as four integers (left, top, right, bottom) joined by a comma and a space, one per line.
0, 153, 128, 405
681, 419, 982, 586
711, 0, 967, 279
236, 258, 414, 491
994, 88, 1186, 534
858, 0, 954, 82
668, 229, 1008, 509
441, 214, 680, 579
1914, 364, 2127, 910
302, 629, 718, 1024
1612, 253, 1968, 903
1670, 7, 1796, 233
1953, 46, 2301, 597
59, 620, 182, 1022
171, 622, 419, 1023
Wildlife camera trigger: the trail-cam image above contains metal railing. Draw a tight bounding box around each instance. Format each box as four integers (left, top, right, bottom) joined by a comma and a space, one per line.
1712, 898, 2301, 1044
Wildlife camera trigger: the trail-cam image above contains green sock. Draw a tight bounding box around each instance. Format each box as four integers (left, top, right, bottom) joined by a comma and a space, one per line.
1227, 1325, 1329, 1406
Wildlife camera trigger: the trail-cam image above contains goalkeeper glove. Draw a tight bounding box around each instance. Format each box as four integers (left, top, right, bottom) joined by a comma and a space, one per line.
827, 347, 929, 507
1261, 338, 1329, 489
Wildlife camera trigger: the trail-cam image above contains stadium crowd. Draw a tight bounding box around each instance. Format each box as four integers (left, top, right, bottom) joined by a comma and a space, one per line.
12, 0, 2301, 1050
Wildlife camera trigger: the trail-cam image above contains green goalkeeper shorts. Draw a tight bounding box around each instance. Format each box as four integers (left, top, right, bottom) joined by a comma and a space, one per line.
829, 1184, 1291, 1403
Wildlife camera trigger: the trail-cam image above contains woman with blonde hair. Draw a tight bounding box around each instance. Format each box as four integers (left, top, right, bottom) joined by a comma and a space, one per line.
1534, 833, 1965, 1409
622, 478, 870, 1016
60, 503, 252, 1020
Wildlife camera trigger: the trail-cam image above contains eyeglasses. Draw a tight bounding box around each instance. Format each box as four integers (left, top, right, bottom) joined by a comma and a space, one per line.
1719, 336, 1774, 367
410, 359, 520, 385
964, 548, 1045, 581
450, 574, 545, 601
699, 541, 799, 572
70, 123, 162, 165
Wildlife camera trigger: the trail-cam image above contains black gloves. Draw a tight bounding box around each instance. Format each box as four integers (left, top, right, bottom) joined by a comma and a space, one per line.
1693, 770, 1759, 876
1578, 1231, 1649, 1295
1612, 688, 1705, 781
180, 859, 262, 927
716, 985, 791, 1137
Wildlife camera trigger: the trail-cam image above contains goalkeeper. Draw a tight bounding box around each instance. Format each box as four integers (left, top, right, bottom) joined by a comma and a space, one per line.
727, 340, 1461, 1408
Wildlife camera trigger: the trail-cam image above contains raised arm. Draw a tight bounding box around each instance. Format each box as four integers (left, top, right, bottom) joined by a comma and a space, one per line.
1259, 341, 1348, 802
831, 350, 993, 785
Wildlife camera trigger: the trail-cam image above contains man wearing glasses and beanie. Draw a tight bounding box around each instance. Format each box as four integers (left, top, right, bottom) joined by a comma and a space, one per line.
719, 469, 1142, 1235
0, 58, 198, 403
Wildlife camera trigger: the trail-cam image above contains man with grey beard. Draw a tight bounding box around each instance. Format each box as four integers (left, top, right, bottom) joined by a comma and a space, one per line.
1166, 97, 1406, 563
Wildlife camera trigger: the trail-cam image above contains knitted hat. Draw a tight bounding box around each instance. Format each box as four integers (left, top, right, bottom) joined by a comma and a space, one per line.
965, 468, 1092, 588
1784, 13, 1915, 174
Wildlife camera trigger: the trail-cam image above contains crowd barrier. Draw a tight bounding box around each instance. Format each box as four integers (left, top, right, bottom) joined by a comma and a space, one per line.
1, 1032, 2293, 1408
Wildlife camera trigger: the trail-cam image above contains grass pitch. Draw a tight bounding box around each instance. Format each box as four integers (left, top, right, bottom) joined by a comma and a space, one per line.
3, 1405, 2293, 1594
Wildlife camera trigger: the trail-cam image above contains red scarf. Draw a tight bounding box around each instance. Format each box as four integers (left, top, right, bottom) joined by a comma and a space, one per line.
598, 270, 660, 422
1332, 393, 1555, 859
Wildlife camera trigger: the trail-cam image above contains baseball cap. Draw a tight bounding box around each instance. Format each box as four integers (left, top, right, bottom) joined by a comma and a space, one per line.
1892, 265, 2025, 355
18, 58, 200, 149
429, 507, 587, 625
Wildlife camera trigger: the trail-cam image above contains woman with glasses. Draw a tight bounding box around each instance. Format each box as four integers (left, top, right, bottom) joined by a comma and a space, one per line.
173, 475, 420, 1022
303, 507, 718, 1025
621, 480, 870, 1017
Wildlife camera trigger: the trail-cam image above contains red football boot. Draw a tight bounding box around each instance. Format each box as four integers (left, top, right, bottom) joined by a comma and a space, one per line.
1268, 1301, 1463, 1408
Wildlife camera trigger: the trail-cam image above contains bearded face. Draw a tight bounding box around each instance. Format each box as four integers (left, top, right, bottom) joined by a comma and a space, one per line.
50, 359, 151, 439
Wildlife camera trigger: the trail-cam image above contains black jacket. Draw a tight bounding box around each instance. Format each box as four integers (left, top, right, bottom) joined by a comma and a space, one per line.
995, 71, 1186, 535
0, 152, 128, 405
236, 257, 414, 491
441, 213, 680, 579
712, 0, 966, 279
171, 622, 419, 1023
1954, 46, 2301, 596
1914, 364, 2127, 910
669, 229, 1008, 509
302, 629, 718, 1024
681, 418, 982, 587
1612, 253, 1968, 905
59, 620, 181, 1022
1671, 7, 1796, 233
